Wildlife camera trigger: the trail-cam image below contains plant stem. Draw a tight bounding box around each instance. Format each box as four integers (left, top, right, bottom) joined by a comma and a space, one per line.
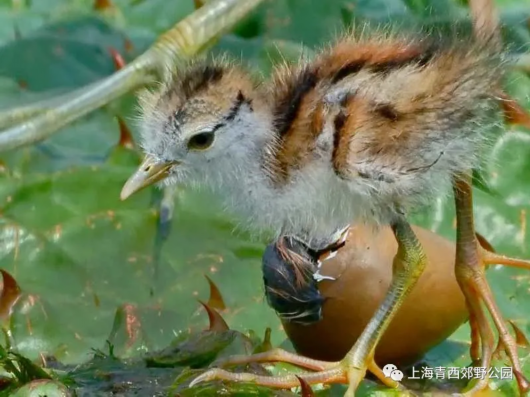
0, 0, 264, 153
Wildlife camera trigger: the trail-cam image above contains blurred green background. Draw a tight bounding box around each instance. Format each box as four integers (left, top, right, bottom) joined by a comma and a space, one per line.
0, 0, 529, 395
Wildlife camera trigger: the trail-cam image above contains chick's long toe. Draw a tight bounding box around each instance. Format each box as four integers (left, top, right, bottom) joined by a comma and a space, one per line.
454, 174, 530, 395
188, 348, 400, 391
190, 217, 426, 396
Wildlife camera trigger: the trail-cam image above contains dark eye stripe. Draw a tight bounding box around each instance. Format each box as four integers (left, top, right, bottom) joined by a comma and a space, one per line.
224, 91, 251, 123
210, 122, 225, 133
208, 91, 251, 135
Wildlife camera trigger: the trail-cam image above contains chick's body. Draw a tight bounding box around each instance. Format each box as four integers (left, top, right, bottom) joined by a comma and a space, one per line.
130, 31, 501, 244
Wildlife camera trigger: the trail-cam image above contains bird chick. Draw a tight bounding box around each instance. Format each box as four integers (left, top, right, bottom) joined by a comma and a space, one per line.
122, 31, 501, 245
122, 29, 530, 396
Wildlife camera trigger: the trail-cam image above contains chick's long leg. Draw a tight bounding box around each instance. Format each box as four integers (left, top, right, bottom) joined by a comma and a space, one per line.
189, 216, 427, 396
453, 173, 530, 395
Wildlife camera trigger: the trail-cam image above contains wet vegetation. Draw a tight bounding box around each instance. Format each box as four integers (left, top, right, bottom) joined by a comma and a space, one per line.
0, 0, 530, 395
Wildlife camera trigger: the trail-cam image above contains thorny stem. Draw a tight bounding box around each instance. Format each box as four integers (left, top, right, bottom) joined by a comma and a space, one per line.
0, 0, 264, 152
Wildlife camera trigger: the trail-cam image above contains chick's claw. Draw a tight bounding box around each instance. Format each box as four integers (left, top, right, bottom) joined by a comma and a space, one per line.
188, 348, 405, 394
458, 265, 530, 395
211, 347, 336, 371
453, 176, 530, 395
189, 367, 345, 389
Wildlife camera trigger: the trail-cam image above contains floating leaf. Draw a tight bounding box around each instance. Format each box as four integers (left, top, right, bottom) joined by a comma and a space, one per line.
0, 17, 135, 92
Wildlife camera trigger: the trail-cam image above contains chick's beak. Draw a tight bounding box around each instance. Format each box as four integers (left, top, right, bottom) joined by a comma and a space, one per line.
120, 155, 178, 200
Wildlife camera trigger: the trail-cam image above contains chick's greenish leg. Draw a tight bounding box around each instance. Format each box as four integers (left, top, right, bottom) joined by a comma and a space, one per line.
341, 216, 427, 396
189, 216, 426, 396
453, 173, 530, 395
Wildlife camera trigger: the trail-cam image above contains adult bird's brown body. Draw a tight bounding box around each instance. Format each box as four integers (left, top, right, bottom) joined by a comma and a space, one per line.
263, 224, 469, 367
262, 225, 530, 370
120, 28, 530, 395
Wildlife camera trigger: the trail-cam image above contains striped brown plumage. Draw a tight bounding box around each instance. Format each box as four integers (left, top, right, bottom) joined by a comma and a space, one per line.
265, 32, 499, 187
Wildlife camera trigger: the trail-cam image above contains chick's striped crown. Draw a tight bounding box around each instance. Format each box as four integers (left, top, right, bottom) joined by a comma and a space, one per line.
137, 59, 258, 160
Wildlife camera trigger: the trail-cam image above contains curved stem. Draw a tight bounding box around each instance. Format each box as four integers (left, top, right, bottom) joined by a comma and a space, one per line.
0, 81, 107, 130
0, 56, 155, 152
0, 0, 264, 153
149, 0, 263, 65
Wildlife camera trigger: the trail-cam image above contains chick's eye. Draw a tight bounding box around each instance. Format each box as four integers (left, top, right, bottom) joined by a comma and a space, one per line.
187, 131, 215, 150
